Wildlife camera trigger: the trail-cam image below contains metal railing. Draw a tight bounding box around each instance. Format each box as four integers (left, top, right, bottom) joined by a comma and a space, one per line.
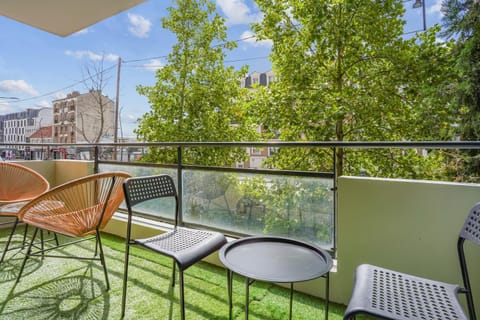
4, 140, 480, 253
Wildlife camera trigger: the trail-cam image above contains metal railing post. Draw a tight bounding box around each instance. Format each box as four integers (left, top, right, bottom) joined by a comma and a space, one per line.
177, 146, 183, 225
94, 146, 99, 173
332, 147, 338, 257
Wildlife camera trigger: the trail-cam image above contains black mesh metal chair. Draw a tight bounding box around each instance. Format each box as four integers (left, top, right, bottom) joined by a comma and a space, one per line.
343, 202, 480, 320
121, 174, 227, 320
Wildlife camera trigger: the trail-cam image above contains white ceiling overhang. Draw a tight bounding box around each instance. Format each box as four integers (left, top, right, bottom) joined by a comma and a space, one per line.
0, 0, 146, 37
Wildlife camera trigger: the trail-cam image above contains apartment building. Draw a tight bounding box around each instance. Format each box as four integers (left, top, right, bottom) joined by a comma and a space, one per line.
52, 90, 115, 143
0, 107, 52, 156
240, 70, 276, 88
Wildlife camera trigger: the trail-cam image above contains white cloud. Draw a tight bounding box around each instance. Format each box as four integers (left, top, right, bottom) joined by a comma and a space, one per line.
143, 59, 164, 71
0, 80, 38, 96
427, 0, 443, 17
0, 102, 22, 114
65, 50, 118, 62
54, 92, 67, 100
35, 100, 52, 108
217, 0, 262, 25
240, 30, 272, 48
127, 13, 152, 38
73, 28, 92, 35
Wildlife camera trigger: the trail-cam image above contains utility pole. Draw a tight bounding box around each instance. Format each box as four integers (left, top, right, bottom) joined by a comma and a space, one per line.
114, 57, 121, 160
413, 0, 427, 31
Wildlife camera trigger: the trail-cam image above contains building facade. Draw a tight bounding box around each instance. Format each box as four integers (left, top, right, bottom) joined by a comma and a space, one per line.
0, 107, 52, 157
240, 70, 276, 88
52, 90, 115, 143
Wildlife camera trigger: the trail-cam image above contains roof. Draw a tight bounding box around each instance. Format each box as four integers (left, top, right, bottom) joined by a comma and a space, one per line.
30, 126, 52, 139
0, 0, 146, 37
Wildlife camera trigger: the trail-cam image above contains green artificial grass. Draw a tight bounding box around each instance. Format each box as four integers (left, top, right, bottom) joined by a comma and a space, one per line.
0, 227, 345, 319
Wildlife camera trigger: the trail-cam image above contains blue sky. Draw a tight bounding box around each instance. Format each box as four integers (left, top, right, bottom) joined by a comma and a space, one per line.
0, 0, 444, 137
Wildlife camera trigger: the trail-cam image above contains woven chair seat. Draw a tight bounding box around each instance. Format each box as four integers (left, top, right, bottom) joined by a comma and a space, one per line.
23, 203, 102, 237
0, 163, 50, 264
0, 163, 49, 205
15, 171, 131, 291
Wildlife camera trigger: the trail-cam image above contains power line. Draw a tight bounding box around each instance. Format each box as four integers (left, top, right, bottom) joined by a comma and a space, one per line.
4, 33, 263, 104
8, 64, 117, 104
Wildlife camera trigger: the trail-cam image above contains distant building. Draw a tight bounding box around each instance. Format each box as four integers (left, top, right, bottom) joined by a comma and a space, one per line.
240, 70, 276, 88
238, 72, 279, 168
29, 126, 53, 143
28, 126, 53, 160
0, 107, 52, 156
52, 90, 115, 143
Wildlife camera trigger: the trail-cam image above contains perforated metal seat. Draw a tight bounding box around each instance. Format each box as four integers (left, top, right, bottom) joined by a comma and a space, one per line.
121, 174, 227, 320
344, 203, 480, 320
344, 264, 467, 320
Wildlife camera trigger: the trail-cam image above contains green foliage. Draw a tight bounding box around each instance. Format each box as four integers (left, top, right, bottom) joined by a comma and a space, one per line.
250, 0, 457, 178
442, 0, 480, 180
135, 0, 258, 166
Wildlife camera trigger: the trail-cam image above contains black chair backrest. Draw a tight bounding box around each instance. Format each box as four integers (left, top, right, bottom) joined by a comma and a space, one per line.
123, 175, 177, 207
458, 202, 480, 320
460, 203, 480, 245
123, 174, 179, 227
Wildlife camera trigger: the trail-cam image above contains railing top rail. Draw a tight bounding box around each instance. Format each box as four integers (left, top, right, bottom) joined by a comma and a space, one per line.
3, 141, 480, 149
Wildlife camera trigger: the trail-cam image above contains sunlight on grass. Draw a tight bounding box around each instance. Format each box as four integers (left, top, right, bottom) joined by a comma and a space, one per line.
0, 227, 345, 319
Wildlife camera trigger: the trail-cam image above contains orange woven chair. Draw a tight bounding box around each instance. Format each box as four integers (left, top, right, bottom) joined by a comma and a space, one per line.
0, 162, 50, 263
15, 171, 131, 290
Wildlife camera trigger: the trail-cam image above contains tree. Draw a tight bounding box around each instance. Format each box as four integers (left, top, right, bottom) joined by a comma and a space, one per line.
442, 0, 480, 181
251, 0, 457, 178
78, 55, 115, 144
135, 0, 258, 166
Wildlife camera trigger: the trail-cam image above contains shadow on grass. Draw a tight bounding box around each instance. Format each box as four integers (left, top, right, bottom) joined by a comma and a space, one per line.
0, 230, 345, 319
0, 244, 42, 283
0, 266, 109, 320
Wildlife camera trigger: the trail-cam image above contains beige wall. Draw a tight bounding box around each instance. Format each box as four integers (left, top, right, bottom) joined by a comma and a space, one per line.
17, 160, 94, 187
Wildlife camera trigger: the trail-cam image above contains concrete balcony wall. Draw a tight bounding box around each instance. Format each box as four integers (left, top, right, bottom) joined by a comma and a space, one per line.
336, 176, 480, 312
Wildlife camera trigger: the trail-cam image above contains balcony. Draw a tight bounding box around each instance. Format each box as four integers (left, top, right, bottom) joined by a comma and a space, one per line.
1, 141, 479, 319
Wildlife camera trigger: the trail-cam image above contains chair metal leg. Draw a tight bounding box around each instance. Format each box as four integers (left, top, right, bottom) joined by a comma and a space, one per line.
22, 223, 29, 248
96, 232, 110, 291
325, 272, 330, 320
289, 283, 294, 320
179, 269, 185, 320
171, 260, 176, 287
121, 242, 131, 318
245, 277, 250, 320
53, 232, 59, 246
0, 217, 19, 263
94, 234, 99, 257
227, 270, 233, 320
458, 238, 476, 320
16, 227, 39, 284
